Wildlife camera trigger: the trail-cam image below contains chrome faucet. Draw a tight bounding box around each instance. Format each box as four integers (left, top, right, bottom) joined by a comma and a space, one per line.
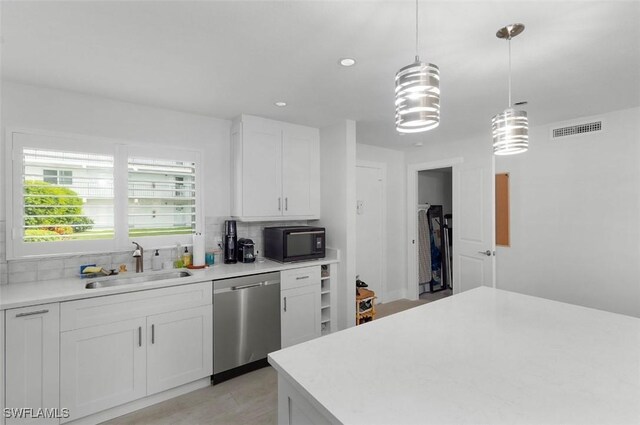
132, 242, 144, 273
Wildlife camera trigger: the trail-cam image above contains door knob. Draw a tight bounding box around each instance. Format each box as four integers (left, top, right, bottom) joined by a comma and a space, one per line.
478, 250, 492, 256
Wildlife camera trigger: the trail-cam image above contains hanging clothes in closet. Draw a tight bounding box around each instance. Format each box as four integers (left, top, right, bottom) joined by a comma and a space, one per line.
418, 204, 446, 294
418, 207, 432, 294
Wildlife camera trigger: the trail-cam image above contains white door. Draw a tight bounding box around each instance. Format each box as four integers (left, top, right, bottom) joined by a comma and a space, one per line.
281, 286, 321, 348
356, 164, 385, 302
5, 304, 60, 425
60, 318, 147, 422
147, 306, 213, 395
453, 158, 495, 292
282, 126, 314, 216
242, 121, 283, 217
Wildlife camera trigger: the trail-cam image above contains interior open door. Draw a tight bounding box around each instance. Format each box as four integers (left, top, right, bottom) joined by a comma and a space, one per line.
453, 157, 495, 293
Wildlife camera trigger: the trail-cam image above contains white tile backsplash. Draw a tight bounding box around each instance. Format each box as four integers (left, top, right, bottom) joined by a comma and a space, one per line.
0, 216, 309, 285
0, 221, 6, 285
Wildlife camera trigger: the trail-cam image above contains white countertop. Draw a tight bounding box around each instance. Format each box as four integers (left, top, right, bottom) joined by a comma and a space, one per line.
268, 287, 640, 425
0, 253, 338, 310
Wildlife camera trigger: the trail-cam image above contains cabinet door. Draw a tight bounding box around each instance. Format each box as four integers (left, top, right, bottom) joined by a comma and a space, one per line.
5, 304, 60, 425
282, 125, 319, 217
60, 318, 146, 422
242, 121, 283, 217
281, 285, 321, 348
147, 306, 213, 395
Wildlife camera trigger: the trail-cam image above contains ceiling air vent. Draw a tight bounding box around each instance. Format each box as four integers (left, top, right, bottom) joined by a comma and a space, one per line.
551, 120, 603, 139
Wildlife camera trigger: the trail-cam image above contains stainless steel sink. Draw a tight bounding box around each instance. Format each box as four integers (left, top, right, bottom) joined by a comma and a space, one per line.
85, 270, 192, 289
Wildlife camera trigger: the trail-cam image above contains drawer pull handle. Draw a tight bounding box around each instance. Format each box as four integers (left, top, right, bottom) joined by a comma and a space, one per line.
296, 276, 310, 280
16, 309, 49, 318
152, 324, 155, 344
283, 296, 287, 312
138, 326, 142, 347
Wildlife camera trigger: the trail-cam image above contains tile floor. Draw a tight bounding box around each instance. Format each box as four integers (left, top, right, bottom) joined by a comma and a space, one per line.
101, 367, 277, 425
376, 288, 452, 319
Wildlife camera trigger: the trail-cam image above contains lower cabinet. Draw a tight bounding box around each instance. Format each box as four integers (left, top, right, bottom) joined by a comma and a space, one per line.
60, 318, 147, 421
5, 304, 60, 425
57, 281, 213, 422
147, 306, 213, 395
281, 266, 321, 348
59, 305, 212, 422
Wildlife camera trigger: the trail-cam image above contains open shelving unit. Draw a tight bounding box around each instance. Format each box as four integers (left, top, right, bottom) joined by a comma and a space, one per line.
320, 264, 338, 336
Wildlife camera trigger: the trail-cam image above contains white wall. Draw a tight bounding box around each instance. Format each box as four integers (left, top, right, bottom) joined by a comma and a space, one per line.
356, 143, 407, 301
496, 107, 640, 318
0, 81, 231, 223
418, 169, 452, 215
0, 82, 231, 282
319, 121, 357, 330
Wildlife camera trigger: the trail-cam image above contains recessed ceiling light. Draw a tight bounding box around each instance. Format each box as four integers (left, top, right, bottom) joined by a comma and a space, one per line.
415, 142, 424, 147
274, 101, 287, 107
339, 58, 356, 67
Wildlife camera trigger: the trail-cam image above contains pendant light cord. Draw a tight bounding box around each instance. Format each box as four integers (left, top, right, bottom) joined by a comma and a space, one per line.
415, 0, 419, 62
508, 37, 512, 108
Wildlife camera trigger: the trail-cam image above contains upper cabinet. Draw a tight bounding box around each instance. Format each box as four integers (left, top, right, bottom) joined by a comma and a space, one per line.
231, 115, 320, 221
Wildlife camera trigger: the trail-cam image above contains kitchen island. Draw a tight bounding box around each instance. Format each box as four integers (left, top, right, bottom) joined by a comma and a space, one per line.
268, 287, 640, 425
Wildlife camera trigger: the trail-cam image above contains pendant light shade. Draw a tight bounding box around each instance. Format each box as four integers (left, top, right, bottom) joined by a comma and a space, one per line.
395, 0, 440, 134
395, 59, 440, 133
492, 108, 528, 155
492, 23, 528, 155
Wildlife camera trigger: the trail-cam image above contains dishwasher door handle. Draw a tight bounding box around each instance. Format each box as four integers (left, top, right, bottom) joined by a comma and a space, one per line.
231, 282, 263, 291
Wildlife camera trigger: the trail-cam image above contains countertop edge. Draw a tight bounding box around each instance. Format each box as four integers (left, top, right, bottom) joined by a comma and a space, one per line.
0, 257, 339, 310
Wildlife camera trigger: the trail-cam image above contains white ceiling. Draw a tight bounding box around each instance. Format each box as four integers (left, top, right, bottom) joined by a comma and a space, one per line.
2, 1, 639, 149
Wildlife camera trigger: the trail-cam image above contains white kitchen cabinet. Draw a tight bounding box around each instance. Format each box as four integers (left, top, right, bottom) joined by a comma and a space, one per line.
5, 304, 60, 425
231, 114, 320, 221
282, 124, 319, 217
60, 318, 147, 422
59, 282, 212, 422
281, 266, 321, 348
147, 305, 213, 395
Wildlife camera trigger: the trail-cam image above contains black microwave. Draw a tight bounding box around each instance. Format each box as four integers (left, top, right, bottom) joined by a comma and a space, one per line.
263, 226, 325, 263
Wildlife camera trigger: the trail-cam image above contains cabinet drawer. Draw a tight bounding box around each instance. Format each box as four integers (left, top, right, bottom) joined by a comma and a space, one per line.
281, 266, 320, 291
60, 282, 212, 331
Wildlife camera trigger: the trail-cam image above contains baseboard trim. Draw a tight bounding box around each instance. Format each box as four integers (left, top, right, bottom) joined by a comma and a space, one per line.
64, 378, 211, 424
385, 288, 407, 303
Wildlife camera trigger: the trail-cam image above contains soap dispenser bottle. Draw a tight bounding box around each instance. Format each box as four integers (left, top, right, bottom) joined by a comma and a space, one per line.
182, 247, 192, 267
152, 249, 162, 271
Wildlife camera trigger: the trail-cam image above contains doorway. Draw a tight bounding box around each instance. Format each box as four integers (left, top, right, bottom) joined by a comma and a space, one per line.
356, 161, 386, 303
407, 156, 496, 301
417, 168, 453, 301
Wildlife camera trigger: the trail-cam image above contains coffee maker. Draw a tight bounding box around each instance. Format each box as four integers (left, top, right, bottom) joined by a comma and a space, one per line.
224, 220, 237, 264
237, 238, 255, 263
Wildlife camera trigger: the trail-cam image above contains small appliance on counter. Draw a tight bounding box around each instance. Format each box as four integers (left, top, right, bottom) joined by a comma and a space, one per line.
237, 238, 255, 263
263, 226, 325, 263
224, 220, 238, 264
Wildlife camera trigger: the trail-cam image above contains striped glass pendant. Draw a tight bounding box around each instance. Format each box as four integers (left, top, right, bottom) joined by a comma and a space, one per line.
395, 0, 440, 134
395, 59, 440, 133
492, 23, 528, 155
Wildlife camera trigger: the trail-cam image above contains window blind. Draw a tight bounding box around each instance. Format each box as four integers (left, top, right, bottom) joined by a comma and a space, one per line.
127, 157, 197, 237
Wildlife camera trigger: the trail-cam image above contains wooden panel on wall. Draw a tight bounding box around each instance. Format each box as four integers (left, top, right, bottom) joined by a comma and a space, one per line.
495, 173, 510, 246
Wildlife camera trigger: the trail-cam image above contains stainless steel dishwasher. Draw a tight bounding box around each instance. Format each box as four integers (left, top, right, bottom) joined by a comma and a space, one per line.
213, 272, 281, 381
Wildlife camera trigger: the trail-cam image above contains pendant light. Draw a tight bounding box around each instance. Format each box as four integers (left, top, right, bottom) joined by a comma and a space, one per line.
395, 0, 440, 134
492, 23, 528, 155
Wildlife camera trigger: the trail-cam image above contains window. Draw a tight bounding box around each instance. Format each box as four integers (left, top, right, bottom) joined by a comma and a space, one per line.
43, 169, 73, 185
23, 149, 114, 243
7, 130, 202, 259
128, 157, 196, 238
